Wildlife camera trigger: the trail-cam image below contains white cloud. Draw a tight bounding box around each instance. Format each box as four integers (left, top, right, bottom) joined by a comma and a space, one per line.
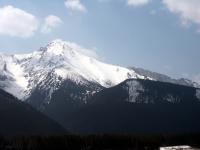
127, 0, 150, 7
65, 0, 86, 12
0, 5, 39, 38
163, 0, 200, 27
65, 41, 99, 59
41, 15, 62, 34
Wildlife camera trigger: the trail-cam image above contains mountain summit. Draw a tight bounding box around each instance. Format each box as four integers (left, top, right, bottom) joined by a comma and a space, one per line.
0, 39, 147, 101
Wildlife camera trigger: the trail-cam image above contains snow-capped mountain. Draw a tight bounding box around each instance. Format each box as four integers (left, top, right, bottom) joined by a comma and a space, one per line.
0, 39, 199, 110
0, 39, 147, 102
1, 39, 200, 134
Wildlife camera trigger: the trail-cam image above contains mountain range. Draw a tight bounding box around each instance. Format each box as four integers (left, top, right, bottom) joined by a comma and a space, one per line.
0, 39, 200, 135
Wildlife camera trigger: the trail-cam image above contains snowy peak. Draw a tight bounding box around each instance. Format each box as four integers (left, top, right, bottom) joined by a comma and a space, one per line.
0, 39, 148, 100
44, 39, 75, 56
28, 39, 147, 87
42, 39, 92, 59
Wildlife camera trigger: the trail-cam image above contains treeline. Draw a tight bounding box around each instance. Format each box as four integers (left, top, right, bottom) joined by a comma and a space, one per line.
0, 134, 200, 150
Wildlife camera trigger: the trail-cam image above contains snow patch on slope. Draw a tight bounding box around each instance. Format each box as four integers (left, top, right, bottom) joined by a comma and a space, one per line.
124, 80, 144, 103
196, 89, 200, 101
164, 94, 180, 103
6, 59, 28, 90
0, 54, 29, 99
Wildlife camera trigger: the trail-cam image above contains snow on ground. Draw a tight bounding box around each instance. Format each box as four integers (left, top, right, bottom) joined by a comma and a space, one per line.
160, 145, 196, 150
125, 80, 144, 103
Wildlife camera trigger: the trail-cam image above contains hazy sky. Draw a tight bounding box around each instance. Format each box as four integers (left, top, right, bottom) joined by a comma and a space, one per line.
0, 0, 200, 82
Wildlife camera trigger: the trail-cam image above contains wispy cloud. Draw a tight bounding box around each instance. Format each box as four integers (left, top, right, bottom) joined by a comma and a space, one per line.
65, 0, 87, 12
162, 0, 200, 29
41, 15, 62, 34
126, 0, 200, 32
0, 5, 39, 38
98, 0, 112, 2
127, 0, 151, 7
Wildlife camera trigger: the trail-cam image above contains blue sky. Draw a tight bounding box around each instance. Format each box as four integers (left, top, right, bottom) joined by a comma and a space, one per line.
0, 0, 200, 82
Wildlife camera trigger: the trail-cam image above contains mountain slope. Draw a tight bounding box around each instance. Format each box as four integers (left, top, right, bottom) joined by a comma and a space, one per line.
0, 40, 148, 109
63, 79, 200, 134
0, 89, 66, 136
1, 39, 200, 135
0, 39, 199, 109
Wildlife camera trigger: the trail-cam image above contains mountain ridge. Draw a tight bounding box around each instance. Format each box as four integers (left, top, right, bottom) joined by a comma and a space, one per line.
0, 39, 198, 103
0, 39, 200, 134
0, 39, 147, 102
131, 67, 199, 88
